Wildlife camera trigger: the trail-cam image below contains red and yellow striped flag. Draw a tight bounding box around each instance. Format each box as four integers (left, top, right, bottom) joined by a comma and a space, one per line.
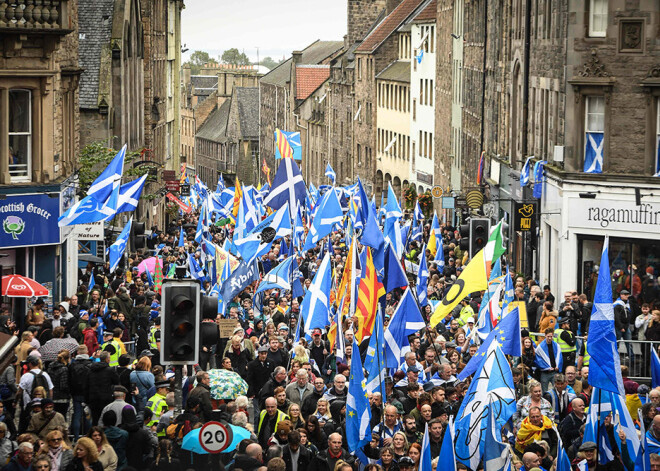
354, 248, 385, 343
232, 179, 242, 217
335, 237, 356, 312
275, 128, 293, 159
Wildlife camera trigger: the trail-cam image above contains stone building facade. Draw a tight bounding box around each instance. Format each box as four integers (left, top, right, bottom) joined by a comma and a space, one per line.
78, 0, 144, 151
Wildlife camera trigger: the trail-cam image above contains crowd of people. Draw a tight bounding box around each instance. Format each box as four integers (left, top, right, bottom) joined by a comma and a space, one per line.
0, 205, 659, 471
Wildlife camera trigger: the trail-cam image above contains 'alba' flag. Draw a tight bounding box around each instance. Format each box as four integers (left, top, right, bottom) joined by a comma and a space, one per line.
108, 218, 132, 273
430, 248, 488, 326
355, 248, 385, 343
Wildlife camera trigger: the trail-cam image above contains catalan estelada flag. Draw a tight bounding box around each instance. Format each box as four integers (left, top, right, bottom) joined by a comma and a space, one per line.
179, 163, 187, 184
262, 159, 271, 185
232, 179, 242, 217
354, 248, 385, 343
274, 128, 293, 159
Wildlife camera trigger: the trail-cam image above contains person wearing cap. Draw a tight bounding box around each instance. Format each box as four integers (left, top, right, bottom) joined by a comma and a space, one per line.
458, 298, 475, 327
398, 352, 424, 378
101, 330, 122, 367
83, 317, 100, 356
309, 328, 329, 368
247, 345, 275, 399
554, 317, 577, 369
27, 398, 66, 440
99, 386, 135, 427
615, 289, 633, 358
145, 379, 169, 428
399, 456, 415, 471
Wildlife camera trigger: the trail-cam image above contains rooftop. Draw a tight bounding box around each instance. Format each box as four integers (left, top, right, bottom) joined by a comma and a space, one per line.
235, 87, 259, 139
261, 40, 344, 87
412, 0, 436, 22
196, 99, 231, 143
376, 60, 411, 83
78, 0, 114, 109
296, 65, 330, 100
356, 0, 425, 54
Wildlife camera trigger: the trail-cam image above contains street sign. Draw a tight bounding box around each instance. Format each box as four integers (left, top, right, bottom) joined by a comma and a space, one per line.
442, 197, 455, 209
513, 201, 537, 232
180, 184, 191, 196
199, 421, 233, 454
431, 186, 443, 198
165, 181, 180, 192
163, 170, 176, 181
73, 222, 104, 241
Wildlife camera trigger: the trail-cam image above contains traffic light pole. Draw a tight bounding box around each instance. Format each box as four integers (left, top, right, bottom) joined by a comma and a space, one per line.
174, 364, 183, 416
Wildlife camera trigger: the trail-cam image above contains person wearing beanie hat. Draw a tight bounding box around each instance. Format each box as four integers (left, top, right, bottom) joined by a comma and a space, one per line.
27, 397, 66, 440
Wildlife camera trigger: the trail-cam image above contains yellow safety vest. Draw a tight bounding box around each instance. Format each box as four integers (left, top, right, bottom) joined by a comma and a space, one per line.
146, 392, 167, 427
102, 340, 121, 366
554, 329, 577, 353
582, 341, 590, 366
257, 409, 289, 435
458, 306, 475, 326
149, 327, 159, 350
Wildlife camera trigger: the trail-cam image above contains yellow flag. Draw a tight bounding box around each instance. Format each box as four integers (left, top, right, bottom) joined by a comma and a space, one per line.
428, 230, 437, 256
430, 249, 488, 326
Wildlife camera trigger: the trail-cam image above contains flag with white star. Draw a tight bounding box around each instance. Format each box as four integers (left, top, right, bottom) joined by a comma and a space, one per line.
346, 337, 372, 452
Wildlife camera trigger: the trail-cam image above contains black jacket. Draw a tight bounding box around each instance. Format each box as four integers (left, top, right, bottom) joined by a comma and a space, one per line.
258, 374, 287, 408
68, 356, 92, 397
224, 347, 250, 379
559, 411, 586, 446
246, 358, 274, 397
282, 445, 312, 471
301, 389, 324, 420
188, 384, 213, 423
85, 361, 119, 405
233, 454, 263, 471
309, 449, 354, 471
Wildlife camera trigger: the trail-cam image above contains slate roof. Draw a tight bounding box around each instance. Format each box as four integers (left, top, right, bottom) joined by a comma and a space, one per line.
191, 75, 219, 96
413, 0, 436, 22
356, 0, 425, 53
296, 65, 330, 100
235, 87, 259, 139
196, 99, 231, 143
261, 40, 344, 87
376, 60, 411, 83
78, 0, 114, 109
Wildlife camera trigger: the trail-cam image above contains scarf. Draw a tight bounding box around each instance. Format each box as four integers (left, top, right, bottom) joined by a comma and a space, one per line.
515, 415, 554, 452
48, 446, 63, 471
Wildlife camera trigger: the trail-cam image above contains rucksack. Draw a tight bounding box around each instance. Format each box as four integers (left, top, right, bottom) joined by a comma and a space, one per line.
28, 371, 50, 397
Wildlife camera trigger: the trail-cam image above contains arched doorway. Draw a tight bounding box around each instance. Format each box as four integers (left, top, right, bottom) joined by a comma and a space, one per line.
375, 170, 384, 201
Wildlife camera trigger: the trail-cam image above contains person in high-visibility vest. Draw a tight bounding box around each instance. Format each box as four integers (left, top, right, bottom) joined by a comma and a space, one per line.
149, 317, 161, 352
577, 340, 590, 371
155, 392, 176, 438
145, 379, 170, 428
554, 317, 577, 371
101, 330, 122, 367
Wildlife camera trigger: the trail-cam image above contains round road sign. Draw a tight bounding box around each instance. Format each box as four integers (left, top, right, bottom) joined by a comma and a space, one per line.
199, 421, 233, 454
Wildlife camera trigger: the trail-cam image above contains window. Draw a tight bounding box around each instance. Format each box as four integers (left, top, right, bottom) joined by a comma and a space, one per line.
584, 96, 605, 172
9, 89, 32, 181
589, 0, 608, 37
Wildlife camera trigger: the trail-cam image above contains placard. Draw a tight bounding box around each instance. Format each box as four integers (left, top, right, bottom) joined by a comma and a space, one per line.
218, 319, 239, 338
74, 222, 104, 241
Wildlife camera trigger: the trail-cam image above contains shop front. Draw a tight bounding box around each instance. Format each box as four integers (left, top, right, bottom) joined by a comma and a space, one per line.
539, 175, 660, 302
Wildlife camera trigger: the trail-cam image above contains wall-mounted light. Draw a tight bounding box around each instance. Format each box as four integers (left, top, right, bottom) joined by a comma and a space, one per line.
578, 192, 597, 199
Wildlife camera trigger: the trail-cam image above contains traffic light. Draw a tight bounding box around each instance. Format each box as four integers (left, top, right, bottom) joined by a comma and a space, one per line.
130, 222, 146, 250
161, 280, 200, 365
459, 223, 470, 252
470, 218, 490, 257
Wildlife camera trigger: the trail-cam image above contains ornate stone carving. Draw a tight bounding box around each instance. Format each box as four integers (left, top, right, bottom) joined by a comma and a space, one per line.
578, 50, 610, 78
620, 20, 643, 52
646, 65, 660, 79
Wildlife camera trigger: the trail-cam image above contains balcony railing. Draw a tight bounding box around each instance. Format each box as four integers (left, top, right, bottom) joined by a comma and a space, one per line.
0, 0, 70, 32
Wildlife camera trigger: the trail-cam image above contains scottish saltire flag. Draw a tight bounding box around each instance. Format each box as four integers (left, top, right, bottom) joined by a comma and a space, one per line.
384, 218, 404, 258
520, 156, 533, 186
532, 160, 548, 199
652, 349, 660, 388
384, 289, 425, 369
587, 236, 625, 397
417, 424, 432, 471
255, 256, 303, 297
385, 182, 402, 220
484, 399, 510, 471
303, 188, 343, 250
178, 226, 185, 247
236, 188, 259, 239
108, 218, 132, 273
217, 174, 225, 192
194, 204, 208, 243
335, 309, 346, 363
233, 202, 291, 263
346, 338, 371, 452
384, 242, 408, 293
206, 191, 227, 217
434, 235, 445, 269
58, 193, 117, 226
325, 163, 336, 184
115, 174, 148, 214
410, 218, 422, 244
88, 271, 96, 291
454, 346, 516, 470
556, 428, 573, 471
278, 238, 289, 261
414, 200, 424, 221
477, 259, 503, 340
187, 254, 206, 282
584, 132, 604, 173
534, 338, 563, 372
459, 306, 521, 380
264, 158, 306, 210
417, 246, 429, 307
302, 252, 332, 333
636, 409, 651, 471
501, 269, 514, 315
361, 198, 385, 251
416, 48, 424, 64
87, 144, 126, 204
365, 310, 386, 396
438, 418, 457, 471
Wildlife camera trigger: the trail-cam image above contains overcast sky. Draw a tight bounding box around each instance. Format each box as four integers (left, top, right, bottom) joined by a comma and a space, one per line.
182, 1, 347, 65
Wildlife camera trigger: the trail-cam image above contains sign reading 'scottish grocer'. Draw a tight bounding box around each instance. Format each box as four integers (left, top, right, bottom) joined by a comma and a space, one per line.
0, 193, 61, 249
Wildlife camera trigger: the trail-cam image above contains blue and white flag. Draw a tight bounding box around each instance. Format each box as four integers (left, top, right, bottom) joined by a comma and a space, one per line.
233, 202, 292, 264
187, 254, 206, 282
587, 236, 625, 397
236, 188, 259, 239
636, 409, 651, 471
195, 204, 208, 243
414, 200, 424, 221
58, 193, 117, 226
346, 338, 372, 453
303, 188, 343, 250
477, 259, 503, 340
361, 197, 385, 251
534, 338, 563, 372
216, 173, 225, 193
410, 218, 422, 244
264, 158, 306, 211
301, 252, 332, 333
434, 235, 444, 269
556, 427, 573, 471
220, 260, 260, 305
88, 271, 96, 292
87, 144, 126, 204
178, 226, 185, 248
115, 174, 147, 214
584, 132, 604, 174
416, 48, 424, 64
438, 418, 457, 471
454, 346, 516, 470
384, 182, 402, 221
532, 160, 548, 199
459, 306, 521, 381
652, 348, 660, 389
255, 256, 303, 297
416, 246, 429, 307
108, 218, 132, 273
365, 310, 386, 396
325, 163, 336, 184
419, 423, 432, 471
520, 156, 533, 187
384, 289, 425, 369
501, 268, 514, 314
484, 398, 510, 471
384, 242, 408, 294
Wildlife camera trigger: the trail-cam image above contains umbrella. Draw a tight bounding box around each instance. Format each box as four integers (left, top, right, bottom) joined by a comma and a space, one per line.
137, 257, 157, 275
208, 369, 248, 400
78, 254, 104, 264
1, 275, 49, 297
181, 425, 251, 455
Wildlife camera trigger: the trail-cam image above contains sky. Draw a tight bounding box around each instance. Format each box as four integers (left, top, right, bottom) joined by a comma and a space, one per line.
182, 1, 348, 65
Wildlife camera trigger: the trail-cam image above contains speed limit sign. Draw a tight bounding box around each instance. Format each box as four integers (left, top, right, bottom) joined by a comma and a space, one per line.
199, 421, 233, 454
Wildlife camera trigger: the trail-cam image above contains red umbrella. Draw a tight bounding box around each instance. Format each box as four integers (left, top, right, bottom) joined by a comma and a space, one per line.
1, 275, 49, 297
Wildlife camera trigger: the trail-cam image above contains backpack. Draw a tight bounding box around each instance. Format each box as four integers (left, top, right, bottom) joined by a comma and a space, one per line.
166, 419, 192, 442
28, 371, 50, 397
